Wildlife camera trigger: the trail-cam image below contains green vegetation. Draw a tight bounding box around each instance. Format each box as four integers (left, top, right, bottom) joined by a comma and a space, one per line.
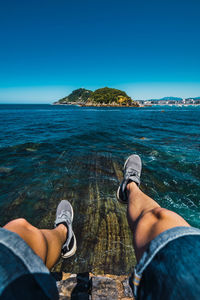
56, 88, 92, 104
54, 87, 139, 106
88, 87, 134, 105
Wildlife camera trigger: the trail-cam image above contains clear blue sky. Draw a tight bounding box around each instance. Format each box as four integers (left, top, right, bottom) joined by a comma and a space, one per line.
0, 0, 200, 103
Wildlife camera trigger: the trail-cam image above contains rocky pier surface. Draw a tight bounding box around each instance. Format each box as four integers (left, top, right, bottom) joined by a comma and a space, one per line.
55, 272, 134, 300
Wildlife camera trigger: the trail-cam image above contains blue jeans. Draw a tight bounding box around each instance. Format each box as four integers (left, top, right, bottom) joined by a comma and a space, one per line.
0, 228, 59, 299
131, 226, 200, 299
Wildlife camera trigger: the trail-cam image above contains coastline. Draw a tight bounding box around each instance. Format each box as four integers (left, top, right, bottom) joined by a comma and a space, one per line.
53, 102, 200, 107
53, 101, 139, 107
52, 102, 200, 108
80, 103, 139, 108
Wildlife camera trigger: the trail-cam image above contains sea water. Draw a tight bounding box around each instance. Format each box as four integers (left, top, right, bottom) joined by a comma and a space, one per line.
0, 104, 199, 274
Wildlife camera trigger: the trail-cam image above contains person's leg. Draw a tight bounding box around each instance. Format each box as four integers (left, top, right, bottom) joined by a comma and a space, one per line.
127, 182, 190, 262
3, 200, 76, 269
117, 154, 190, 262
3, 218, 67, 269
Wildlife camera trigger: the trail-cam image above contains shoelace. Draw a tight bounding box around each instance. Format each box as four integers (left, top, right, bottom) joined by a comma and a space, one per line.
57, 210, 71, 224
124, 169, 139, 179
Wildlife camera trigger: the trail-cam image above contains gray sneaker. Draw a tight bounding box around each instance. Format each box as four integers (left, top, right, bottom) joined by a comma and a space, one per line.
117, 154, 142, 204
55, 200, 77, 258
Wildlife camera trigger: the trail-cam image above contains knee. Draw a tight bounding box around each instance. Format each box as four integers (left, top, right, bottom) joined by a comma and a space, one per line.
4, 218, 32, 230
151, 207, 169, 219
12, 218, 30, 227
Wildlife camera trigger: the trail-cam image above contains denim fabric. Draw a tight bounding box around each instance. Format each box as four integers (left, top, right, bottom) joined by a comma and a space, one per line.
131, 226, 200, 299
0, 228, 59, 299
137, 234, 200, 299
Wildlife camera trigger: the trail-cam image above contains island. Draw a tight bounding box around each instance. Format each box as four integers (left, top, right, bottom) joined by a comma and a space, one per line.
53, 87, 139, 107
53, 88, 200, 107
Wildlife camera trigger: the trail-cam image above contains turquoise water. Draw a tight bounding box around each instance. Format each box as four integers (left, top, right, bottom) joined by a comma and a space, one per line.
0, 104, 199, 274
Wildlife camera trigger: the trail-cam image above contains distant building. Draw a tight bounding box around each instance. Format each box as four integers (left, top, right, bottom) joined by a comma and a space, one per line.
136, 97, 200, 106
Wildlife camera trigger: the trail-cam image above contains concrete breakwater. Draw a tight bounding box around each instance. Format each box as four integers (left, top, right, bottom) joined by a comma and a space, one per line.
2, 153, 136, 274
48, 153, 136, 274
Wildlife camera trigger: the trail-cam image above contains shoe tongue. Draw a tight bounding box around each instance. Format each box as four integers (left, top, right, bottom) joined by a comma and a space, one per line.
56, 210, 71, 225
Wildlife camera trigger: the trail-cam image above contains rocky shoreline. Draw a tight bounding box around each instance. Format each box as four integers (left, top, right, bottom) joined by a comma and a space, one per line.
81, 102, 139, 107
53, 102, 139, 107
55, 272, 135, 299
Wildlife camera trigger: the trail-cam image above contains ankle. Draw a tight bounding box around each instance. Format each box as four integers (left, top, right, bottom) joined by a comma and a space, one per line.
56, 224, 68, 243
127, 181, 138, 192
126, 182, 140, 205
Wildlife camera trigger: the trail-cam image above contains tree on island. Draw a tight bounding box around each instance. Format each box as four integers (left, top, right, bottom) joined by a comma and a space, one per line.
88, 87, 135, 105
56, 88, 92, 104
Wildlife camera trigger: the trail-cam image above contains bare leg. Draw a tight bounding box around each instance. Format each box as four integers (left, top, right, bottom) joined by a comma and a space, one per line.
127, 182, 190, 262
3, 218, 67, 269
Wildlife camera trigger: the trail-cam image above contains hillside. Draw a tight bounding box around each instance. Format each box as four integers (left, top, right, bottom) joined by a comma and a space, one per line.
148, 96, 183, 101
87, 87, 138, 106
54, 88, 92, 104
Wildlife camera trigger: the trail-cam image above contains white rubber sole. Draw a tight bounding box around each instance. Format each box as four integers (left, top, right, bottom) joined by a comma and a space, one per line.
116, 185, 126, 204
123, 156, 131, 169
62, 233, 77, 258
67, 201, 74, 222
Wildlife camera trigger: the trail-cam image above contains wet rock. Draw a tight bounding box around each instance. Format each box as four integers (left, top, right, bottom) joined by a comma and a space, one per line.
57, 273, 91, 300
0, 166, 13, 173
26, 148, 37, 152
57, 276, 77, 300
91, 276, 118, 299
57, 273, 135, 299
122, 278, 134, 298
